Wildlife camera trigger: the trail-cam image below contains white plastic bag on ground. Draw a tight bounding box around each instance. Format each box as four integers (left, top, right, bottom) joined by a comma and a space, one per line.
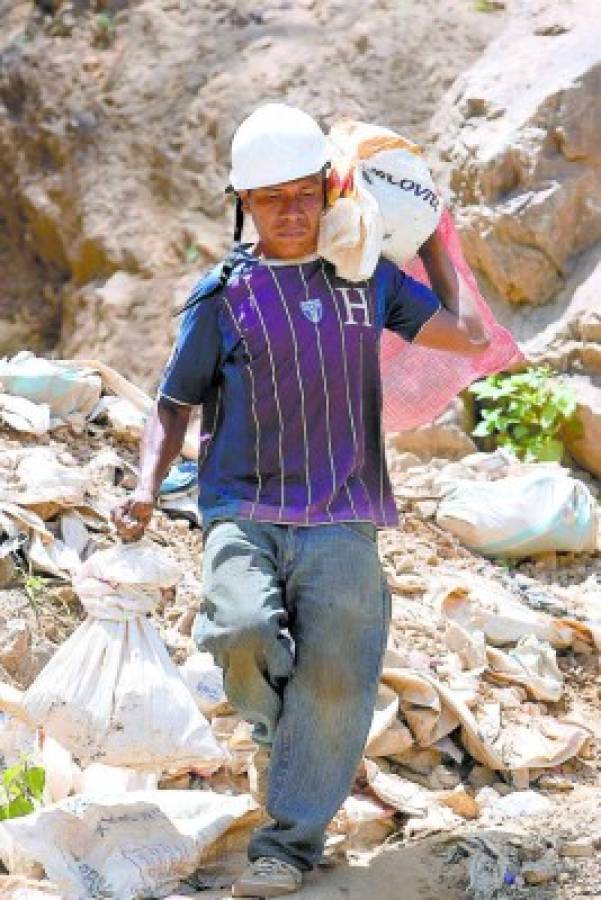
436, 468, 599, 557
179, 652, 229, 718
365, 684, 414, 758
0, 790, 258, 899
74, 764, 158, 795
318, 121, 442, 281
19, 543, 225, 772
89, 395, 147, 442
486, 636, 564, 703
381, 658, 590, 772
0, 395, 50, 435
437, 577, 575, 649
0, 353, 101, 421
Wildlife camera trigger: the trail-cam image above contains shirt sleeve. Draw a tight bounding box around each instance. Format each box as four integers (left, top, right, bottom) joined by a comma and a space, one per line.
158, 300, 222, 406
384, 265, 442, 343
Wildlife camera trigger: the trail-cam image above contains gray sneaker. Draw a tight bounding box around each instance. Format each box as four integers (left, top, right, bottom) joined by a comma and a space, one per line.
231, 856, 303, 897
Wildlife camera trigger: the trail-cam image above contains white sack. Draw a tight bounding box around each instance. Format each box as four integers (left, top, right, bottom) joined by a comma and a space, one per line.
0, 790, 258, 899
319, 120, 442, 281
0, 352, 101, 420
436, 469, 599, 557
20, 544, 225, 772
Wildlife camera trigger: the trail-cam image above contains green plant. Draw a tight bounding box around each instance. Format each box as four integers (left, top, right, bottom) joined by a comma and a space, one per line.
0, 757, 45, 820
185, 244, 200, 263
95, 12, 115, 34
23, 573, 49, 619
473, 0, 505, 11
469, 366, 582, 462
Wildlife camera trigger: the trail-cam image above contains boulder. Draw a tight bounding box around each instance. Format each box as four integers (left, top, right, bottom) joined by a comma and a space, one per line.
60, 269, 198, 393
563, 374, 601, 479
431, 1, 601, 309
0, 618, 31, 677
0, 0, 501, 363
387, 396, 476, 461
525, 261, 601, 374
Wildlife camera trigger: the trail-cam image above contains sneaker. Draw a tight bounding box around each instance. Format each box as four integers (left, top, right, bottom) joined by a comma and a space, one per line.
231, 856, 303, 897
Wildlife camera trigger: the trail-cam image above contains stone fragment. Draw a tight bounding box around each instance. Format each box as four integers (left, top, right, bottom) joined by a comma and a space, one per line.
559, 838, 595, 858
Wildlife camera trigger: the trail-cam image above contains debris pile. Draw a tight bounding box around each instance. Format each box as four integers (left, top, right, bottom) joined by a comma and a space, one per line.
0, 358, 599, 897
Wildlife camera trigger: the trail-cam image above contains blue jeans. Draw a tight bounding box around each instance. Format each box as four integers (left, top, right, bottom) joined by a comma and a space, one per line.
194, 519, 391, 872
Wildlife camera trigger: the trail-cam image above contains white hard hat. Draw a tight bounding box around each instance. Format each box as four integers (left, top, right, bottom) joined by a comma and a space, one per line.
229, 103, 329, 191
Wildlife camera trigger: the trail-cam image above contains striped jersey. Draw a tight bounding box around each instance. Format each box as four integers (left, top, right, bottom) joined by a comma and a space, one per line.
159, 248, 441, 528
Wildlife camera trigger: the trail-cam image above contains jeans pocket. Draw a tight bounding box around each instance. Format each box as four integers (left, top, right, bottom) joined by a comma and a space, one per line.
338, 521, 377, 545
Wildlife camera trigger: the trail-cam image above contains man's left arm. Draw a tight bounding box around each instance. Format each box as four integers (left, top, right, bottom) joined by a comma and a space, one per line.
414, 231, 491, 355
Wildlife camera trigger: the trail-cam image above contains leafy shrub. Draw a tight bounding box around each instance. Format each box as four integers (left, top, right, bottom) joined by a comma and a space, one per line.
469, 366, 582, 462
0, 757, 45, 820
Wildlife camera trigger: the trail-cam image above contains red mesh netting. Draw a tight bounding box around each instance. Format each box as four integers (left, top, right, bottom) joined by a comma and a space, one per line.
381, 208, 523, 433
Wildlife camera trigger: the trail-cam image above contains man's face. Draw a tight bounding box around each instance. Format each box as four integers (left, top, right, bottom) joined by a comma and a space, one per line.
240, 172, 324, 259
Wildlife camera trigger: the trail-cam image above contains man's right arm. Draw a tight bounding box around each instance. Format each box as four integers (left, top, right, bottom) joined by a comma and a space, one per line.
112, 397, 192, 541
112, 293, 222, 540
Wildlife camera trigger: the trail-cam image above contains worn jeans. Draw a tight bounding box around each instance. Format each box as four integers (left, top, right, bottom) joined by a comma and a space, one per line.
193, 518, 391, 872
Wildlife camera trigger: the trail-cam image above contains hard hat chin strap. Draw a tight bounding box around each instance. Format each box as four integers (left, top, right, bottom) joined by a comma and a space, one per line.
233, 195, 244, 244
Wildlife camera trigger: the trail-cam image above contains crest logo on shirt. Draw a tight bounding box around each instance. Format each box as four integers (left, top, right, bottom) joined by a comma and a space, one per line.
300, 298, 323, 324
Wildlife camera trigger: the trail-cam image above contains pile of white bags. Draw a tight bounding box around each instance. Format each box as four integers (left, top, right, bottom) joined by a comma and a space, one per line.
318, 120, 443, 281
436, 468, 599, 557
13, 543, 225, 773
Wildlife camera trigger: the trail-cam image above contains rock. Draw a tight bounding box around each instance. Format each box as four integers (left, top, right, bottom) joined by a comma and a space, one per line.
177, 606, 197, 637
0, 619, 31, 676
0, 0, 501, 371
431, 2, 601, 310
559, 838, 595, 858
61, 270, 194, 399
438, 785, 479, 819
0, 555, 18, 588
536, 774, 574, 793
522, 853, 559, 886
468, 765, 497, 791
158, 772, 191, 790
15, 637, 56, 688
387, 397, 476, 462
390, 747, 443, 776
510, 767, 530, 790
386, 573, 427, 595
427, 764, 461, 791
413, 500, 438, 520
563, 375, 601, 478
525, 262, 601, 374
386, 452, 422, 476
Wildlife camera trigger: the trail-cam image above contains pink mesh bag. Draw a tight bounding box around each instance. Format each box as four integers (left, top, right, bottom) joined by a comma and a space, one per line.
381, 208, 523, 433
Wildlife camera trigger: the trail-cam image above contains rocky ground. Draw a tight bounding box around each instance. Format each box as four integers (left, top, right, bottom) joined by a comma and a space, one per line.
1, 0, 600, 896
0, 0, 505, 379
1, 414, 599, 899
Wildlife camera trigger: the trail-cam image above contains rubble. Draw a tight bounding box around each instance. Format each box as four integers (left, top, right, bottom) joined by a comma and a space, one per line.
0, 364, 600, 897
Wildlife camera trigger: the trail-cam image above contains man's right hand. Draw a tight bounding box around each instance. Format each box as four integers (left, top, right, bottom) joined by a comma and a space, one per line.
111, 488, 155, 542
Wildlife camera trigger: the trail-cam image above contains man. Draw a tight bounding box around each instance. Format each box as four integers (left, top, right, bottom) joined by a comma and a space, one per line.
113, 102, 490, 897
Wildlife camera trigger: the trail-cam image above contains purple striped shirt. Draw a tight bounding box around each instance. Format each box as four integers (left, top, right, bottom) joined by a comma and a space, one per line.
159, 250, 441, 528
